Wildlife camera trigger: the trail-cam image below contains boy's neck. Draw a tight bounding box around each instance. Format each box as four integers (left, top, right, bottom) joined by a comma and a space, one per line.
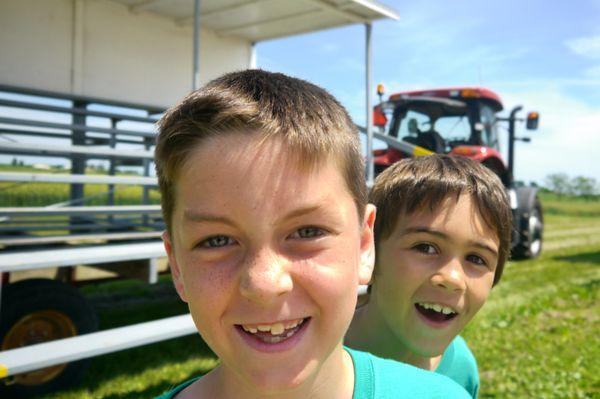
346, 304, 442, 371
179, 343, 355, 399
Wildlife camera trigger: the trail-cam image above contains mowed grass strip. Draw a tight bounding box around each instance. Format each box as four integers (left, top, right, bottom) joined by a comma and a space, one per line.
463, 201, 599, 398
26, 193, 600, 399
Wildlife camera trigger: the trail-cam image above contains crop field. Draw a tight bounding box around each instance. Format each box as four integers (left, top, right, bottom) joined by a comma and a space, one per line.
13, 193, 599, 399
0, 167, 161, 207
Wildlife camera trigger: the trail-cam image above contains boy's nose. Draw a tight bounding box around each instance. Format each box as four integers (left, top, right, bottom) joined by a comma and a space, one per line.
239, 248, 293, 304
430, 258, 467, 292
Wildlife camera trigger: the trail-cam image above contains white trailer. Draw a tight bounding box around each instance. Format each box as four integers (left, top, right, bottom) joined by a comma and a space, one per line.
0, 0, 399, 396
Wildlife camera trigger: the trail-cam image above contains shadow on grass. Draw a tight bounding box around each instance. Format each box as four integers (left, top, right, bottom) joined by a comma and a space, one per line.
79, 333, 217, 398
41, 279, 218, 398
554, 250, 600, 265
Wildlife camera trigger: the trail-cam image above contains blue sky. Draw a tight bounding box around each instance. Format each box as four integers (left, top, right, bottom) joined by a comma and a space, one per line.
257, 0, 600, 184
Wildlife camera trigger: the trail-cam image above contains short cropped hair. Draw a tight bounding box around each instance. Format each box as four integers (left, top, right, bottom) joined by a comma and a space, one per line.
155, 69, 367, 233
370, 155, 511, 285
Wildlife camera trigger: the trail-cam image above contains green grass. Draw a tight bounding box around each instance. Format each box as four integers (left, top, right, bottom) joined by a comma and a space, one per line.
20, 193, 599, 398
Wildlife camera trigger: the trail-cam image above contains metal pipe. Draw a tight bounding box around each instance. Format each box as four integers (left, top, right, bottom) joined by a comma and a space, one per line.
365, 23, 374, 185
507, 105, 523, 186
192, 0, 201, 90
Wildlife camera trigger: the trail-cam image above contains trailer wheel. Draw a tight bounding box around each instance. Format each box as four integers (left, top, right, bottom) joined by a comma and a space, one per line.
0, 279, 98, 398
513, 198, 543, 259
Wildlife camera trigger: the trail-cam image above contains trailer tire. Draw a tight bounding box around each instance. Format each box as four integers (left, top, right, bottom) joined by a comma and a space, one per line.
0, 279, 98, 398
513, 197, 543, 260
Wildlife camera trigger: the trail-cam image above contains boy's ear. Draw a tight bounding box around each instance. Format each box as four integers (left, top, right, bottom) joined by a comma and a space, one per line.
358, 204, 376, 285
162, 230, 188, 303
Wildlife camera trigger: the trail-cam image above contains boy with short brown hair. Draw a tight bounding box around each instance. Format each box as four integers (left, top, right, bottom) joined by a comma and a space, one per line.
154, 70, 471, 398
347, 154, 512, 398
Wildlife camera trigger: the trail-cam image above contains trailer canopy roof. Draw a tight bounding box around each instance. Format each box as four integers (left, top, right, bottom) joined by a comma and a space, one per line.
111, 0, 399, 41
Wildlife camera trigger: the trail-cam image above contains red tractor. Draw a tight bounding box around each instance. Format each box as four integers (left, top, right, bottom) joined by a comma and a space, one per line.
371, 86, 543, 259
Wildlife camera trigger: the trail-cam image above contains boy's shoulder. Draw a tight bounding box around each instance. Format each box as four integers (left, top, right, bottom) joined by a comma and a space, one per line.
347, 347, 471, 399
435, 336, 479, 398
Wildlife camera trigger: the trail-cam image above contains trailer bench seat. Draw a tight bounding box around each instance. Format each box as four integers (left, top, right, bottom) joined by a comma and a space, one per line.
0, 241, 165, 274
0, 314, 196, 378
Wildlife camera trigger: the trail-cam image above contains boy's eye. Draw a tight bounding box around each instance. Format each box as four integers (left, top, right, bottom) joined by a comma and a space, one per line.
412, 243, 438, 255
199, 235, 235, 248
466, 254, 487, 266
290, 226, 325, 239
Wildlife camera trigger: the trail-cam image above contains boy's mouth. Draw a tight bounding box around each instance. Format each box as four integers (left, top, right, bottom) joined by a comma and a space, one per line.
415, 302, 458, 323
236, 317, 310, 345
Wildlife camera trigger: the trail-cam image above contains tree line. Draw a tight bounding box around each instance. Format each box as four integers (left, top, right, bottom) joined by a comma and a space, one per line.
543, 173, 598, 198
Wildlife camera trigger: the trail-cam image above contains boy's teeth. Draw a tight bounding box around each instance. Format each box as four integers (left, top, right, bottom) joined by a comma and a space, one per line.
284, 319, 300, 329
241, 318, 304, 335
418, 302, 456, 315
270, 323, 284, 335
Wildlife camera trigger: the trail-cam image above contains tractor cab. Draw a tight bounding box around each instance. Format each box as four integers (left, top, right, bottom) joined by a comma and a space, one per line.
370, 85, 543, 260
373, 87, 509, 182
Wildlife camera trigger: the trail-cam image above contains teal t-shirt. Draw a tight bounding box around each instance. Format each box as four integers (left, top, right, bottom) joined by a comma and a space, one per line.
155, 347, 470, 398
435, 336, 479, 398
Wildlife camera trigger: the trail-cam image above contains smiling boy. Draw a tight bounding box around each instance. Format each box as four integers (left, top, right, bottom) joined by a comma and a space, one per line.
154, 70, 471, 398
346, 155, 512, 398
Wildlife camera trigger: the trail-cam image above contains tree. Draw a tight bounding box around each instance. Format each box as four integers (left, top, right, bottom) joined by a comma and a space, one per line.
545, 173, 571, 196
572, 176, 597, 198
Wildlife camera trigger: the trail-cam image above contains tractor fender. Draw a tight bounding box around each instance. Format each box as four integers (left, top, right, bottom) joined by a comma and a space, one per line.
512, 186, 540, 222
509, 186, 544, 259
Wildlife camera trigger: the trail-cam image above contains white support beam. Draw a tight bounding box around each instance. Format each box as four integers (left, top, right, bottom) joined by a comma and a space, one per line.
0, 142, 154, 160
0, 205, 161, 217
302, 0, 366, 23
192, 0, 201, 90
0, 172, 157, 186
365, 22, 374, 185
71, 0, 85, 93
0, 231, 163, 247
0, 314, 196, 377
0, 241, 165, 273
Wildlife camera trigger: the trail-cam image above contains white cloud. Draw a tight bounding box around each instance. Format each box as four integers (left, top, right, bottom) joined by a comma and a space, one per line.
499, 87, 600, 183
584, 64, 600, 78
565, 34, 600, 58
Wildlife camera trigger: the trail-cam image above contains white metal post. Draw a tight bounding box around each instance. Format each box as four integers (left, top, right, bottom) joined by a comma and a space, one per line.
192, 0, 201, 90
365, 23, 374, 185
250, 42, 257, 68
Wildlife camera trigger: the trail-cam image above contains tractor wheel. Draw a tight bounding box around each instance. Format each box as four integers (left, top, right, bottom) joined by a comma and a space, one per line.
513, 198, 543, 259
0, 279, 98, 398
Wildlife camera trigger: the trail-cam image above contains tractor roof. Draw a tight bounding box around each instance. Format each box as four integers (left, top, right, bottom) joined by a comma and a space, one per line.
389, 87, 503, 111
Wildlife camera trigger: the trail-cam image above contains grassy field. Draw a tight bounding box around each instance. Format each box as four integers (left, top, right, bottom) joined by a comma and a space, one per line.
21, 193, 599, 398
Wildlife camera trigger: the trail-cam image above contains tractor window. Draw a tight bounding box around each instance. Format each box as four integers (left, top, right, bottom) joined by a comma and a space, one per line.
433, 116, 472, 144
397, 110, 430, 139
480, 105, 500, 150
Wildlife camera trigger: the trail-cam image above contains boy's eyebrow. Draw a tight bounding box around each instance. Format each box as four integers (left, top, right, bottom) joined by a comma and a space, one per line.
182, 210, 238, 227
467, 240, 499, 258
401, 226, 499, 257
280, 204, 324, 222
182, 204, 329, 226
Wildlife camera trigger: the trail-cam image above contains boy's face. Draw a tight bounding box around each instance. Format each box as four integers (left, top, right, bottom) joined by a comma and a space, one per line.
163, 134, 375, 393
371, 194, 498, 357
